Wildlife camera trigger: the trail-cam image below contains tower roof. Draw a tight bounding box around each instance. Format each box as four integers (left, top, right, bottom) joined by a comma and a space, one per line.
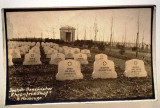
60, 25, 76, 30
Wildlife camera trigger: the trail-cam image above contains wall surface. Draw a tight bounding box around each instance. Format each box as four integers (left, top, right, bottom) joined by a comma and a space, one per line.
60, 29, 75, 42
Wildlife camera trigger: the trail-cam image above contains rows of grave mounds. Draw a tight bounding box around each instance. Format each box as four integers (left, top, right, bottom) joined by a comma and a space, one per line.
8, 41, 147, 80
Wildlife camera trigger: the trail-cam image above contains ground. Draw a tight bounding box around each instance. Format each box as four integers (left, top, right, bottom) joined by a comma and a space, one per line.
7, 44, 154, 104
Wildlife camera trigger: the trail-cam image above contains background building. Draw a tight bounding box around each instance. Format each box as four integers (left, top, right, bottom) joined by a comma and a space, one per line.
60, 25, 76, 42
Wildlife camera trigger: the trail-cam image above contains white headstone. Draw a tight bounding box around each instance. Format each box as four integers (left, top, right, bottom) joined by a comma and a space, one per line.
36, 42, 40, 47
63, 46, 68, 50
49, 53, 65, 65
29, 46, 40, 54
56, 59, 83, 80
23, 45, 29, 53
58, 47, 64, 53
44, 46, 51, 54
8, 49, 13, 54
124, 59, 147, 77
81, 49, 91, 57
9, 48, 21, 58
95, 53, 108, 61
53, 44, 59, 50
65, 49, 74, 59
74, 53, 88, 64
8, 54, 13, 66
46, 49, 58, 58
72, 48, 80, 54
41, 42, 45, 46
92, 59, 117, 79
31, 42, 36, 46
23, 53, 42, 65
19, 46, 27, 55
64, 47, 71, 54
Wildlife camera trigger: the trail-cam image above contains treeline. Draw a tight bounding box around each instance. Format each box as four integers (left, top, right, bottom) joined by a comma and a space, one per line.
9, 38, 65, 43
9, 38, 150, 54
9, 38, 110, 51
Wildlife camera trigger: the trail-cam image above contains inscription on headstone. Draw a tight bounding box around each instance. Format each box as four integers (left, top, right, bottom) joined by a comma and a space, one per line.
74, 53, 88, 64
92, 59, 117, 79
56, 59, 83, 80
23, 53, 42, 65
124, 59, 147, 77
50, 53, 65, 65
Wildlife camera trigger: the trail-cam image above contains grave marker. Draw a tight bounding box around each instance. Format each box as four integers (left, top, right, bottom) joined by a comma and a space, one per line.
8, 54, 13, 66
81, 49, 91, 57
23, 53, 42, 65
74, 53, 88, 64
10, 48, 21, 58
92, 59, 117, 79
58, 47, 64, 53
56, 59, 83, 80
50, 53, 65, 65
65, 49, 74, 59
95, 53, 108, 61
46, 49, 58, 58
29, 47, 40, 54
72, 48, 80, 54
124, 59, 147, 77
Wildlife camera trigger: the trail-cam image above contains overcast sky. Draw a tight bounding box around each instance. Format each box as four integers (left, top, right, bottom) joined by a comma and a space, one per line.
6, 8, 151, 44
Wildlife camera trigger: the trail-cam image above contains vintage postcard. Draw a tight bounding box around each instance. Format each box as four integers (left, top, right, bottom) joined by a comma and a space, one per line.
3, 6, 155, 105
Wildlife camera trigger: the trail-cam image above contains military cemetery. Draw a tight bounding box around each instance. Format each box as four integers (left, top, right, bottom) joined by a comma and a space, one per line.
5, 7, 154, 104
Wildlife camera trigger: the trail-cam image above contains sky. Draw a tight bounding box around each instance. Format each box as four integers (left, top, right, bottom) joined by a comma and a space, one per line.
6, 8, 152, 44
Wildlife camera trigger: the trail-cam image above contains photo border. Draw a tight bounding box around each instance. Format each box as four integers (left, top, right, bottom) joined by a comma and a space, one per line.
2, 5, 156, 105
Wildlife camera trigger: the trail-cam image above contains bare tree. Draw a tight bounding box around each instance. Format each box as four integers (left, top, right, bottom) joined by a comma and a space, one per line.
141, 30, 145, 50
109, 16, 114, 51
94, 18, 98, 42
84, 26, 86, 40
52, 27, 55, 39
124, 23, 127, 47
77, 24, 79, 40
136, 11, 140, 57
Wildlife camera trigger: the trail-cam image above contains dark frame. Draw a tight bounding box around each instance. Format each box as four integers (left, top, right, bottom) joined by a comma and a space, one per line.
3, 5, 155, 105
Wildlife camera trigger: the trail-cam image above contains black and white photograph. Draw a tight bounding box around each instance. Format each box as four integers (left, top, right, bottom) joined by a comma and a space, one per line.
4, 6, 155, 105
